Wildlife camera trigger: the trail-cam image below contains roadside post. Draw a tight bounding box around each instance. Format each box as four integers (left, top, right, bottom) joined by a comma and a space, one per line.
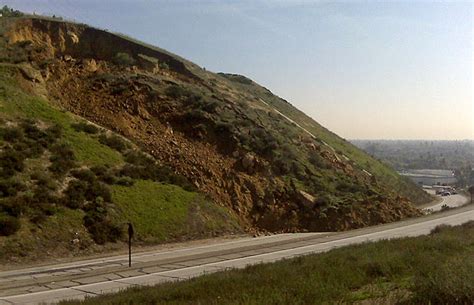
128, 222, 134, 267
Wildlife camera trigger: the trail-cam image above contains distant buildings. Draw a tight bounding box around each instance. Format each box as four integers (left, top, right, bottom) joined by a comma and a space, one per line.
399, 169, 457, 186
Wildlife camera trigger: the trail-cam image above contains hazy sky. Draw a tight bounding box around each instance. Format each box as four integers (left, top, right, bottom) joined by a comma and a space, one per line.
5, 0, 473, 140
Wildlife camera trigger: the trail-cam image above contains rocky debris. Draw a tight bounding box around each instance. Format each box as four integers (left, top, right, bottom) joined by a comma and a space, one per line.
82, 58, 98, 72
11, 17, 423, 235
241, 152, 256, 173
297, 190, 316, 209
19, 64, 44, 83
63, 54, 74, 62
67, 30, 79, 44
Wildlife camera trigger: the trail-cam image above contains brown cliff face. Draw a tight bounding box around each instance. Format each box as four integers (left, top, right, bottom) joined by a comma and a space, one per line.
3, 17, 425, 233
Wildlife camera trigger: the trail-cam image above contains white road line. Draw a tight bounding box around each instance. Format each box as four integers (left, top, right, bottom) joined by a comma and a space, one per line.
4, 208, 474, 304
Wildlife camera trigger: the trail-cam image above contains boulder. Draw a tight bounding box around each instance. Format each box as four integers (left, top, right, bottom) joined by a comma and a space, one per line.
83, 58, 98, 72
19, 64, 44, 84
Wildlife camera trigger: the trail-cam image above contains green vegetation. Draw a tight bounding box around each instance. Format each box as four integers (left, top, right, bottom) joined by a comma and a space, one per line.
0, 5, 23, 17
0, 62, 238, 262
61, 221, 474, 305
113, 52, 136, 66
0, 13, 434, 260
71, 121, 100, 134
218, 73, 431, 205
112, 181, 197, 241
0, 65, 124, 167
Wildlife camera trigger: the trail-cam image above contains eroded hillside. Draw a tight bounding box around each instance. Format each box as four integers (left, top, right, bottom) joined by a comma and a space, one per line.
0, 16, 431, 247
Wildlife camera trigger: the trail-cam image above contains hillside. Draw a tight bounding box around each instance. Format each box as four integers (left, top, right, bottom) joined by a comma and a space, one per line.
0, 15, 430, 261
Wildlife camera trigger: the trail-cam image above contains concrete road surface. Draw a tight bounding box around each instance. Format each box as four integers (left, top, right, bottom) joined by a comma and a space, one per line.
1, 205, 474, 305
423, 189, 469, 212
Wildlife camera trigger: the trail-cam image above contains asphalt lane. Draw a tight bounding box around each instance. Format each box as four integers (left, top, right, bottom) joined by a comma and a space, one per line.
1, 204, 474, 304
422, 190, 469, 212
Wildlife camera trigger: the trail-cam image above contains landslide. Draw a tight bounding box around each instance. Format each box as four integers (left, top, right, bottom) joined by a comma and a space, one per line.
2, 17, 431, 234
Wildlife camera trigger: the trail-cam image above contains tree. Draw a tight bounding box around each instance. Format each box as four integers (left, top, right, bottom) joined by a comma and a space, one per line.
469, 185, 474, 204
1, 5, 23, 17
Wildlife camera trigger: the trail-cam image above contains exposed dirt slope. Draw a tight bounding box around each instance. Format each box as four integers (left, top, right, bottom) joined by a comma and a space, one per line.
2, 17, 430, 233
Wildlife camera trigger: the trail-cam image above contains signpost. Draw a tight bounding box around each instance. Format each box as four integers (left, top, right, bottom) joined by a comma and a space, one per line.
127, 222, 134, 267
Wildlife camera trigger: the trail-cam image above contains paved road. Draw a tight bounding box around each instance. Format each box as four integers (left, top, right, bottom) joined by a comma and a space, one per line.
422, 190, 469, 212
1, 205, 474, 305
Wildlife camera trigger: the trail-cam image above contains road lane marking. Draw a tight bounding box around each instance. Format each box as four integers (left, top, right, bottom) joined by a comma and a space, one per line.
5, 209, 474, 304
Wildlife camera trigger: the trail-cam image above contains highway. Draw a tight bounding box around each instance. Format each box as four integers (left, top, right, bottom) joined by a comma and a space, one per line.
1, 203, 473, 305
422, 189, 469, 212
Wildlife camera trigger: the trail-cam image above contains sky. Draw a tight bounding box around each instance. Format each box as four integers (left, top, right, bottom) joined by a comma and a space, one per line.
4, 0, 473, 140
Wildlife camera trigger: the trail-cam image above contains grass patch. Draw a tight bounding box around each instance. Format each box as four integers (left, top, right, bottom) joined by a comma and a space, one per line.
60, 221, 474, 305
112, 180, 239, 242
0, 64, 123, 167
111, 180, 198, 241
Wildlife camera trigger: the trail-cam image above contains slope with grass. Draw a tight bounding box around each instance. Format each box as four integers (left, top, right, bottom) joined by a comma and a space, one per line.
0, 62, 239, 264
59, 221, 474, 305
0, 13, 431, 254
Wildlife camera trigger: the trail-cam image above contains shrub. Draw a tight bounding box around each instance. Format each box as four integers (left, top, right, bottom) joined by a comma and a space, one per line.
84, 217, 123, 244
124, 150, 154, 167
17, 120, 61, 152
165, 85, 189, 99
430, 224, 451, 234
158, 61, 169, 70
0, 197, 24, 217
13, 139, 44, 159
309, 153, 328, 169
99, 134, 129, 153
184, 109, 207, 121
215, 121, 234, 134
0, 148, 25, 178
71, 168, 97, 183
45, 124, 63, 140
411, 257, 474, 304
113, 52, 135, 66
49, 143, 77, 176
0, 178, 25, 197
20, 120, 43, 139
83, 202, 123, 244
239, 127, 279, 158
273, 157, 292, 175
336, 180, 363, 193
115, 176, 134, 186
440, 204, 450, 211
88, 181, 112, 203
30, 211, 48, 225
0, 126, 24, 142
119, 163, 194, 191
0, 5, 24, 17
198, 99, 219, 113
27, 186, 60, 208
71, 122, 99, 134
90, 165, 117, 184
64, 178, 112, 209
0, 213, 21, 236
31, 171, 57, 190
64, 180, 88, 209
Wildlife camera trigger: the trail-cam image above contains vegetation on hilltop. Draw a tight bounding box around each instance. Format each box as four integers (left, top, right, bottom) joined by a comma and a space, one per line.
0, 5, 23, 17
